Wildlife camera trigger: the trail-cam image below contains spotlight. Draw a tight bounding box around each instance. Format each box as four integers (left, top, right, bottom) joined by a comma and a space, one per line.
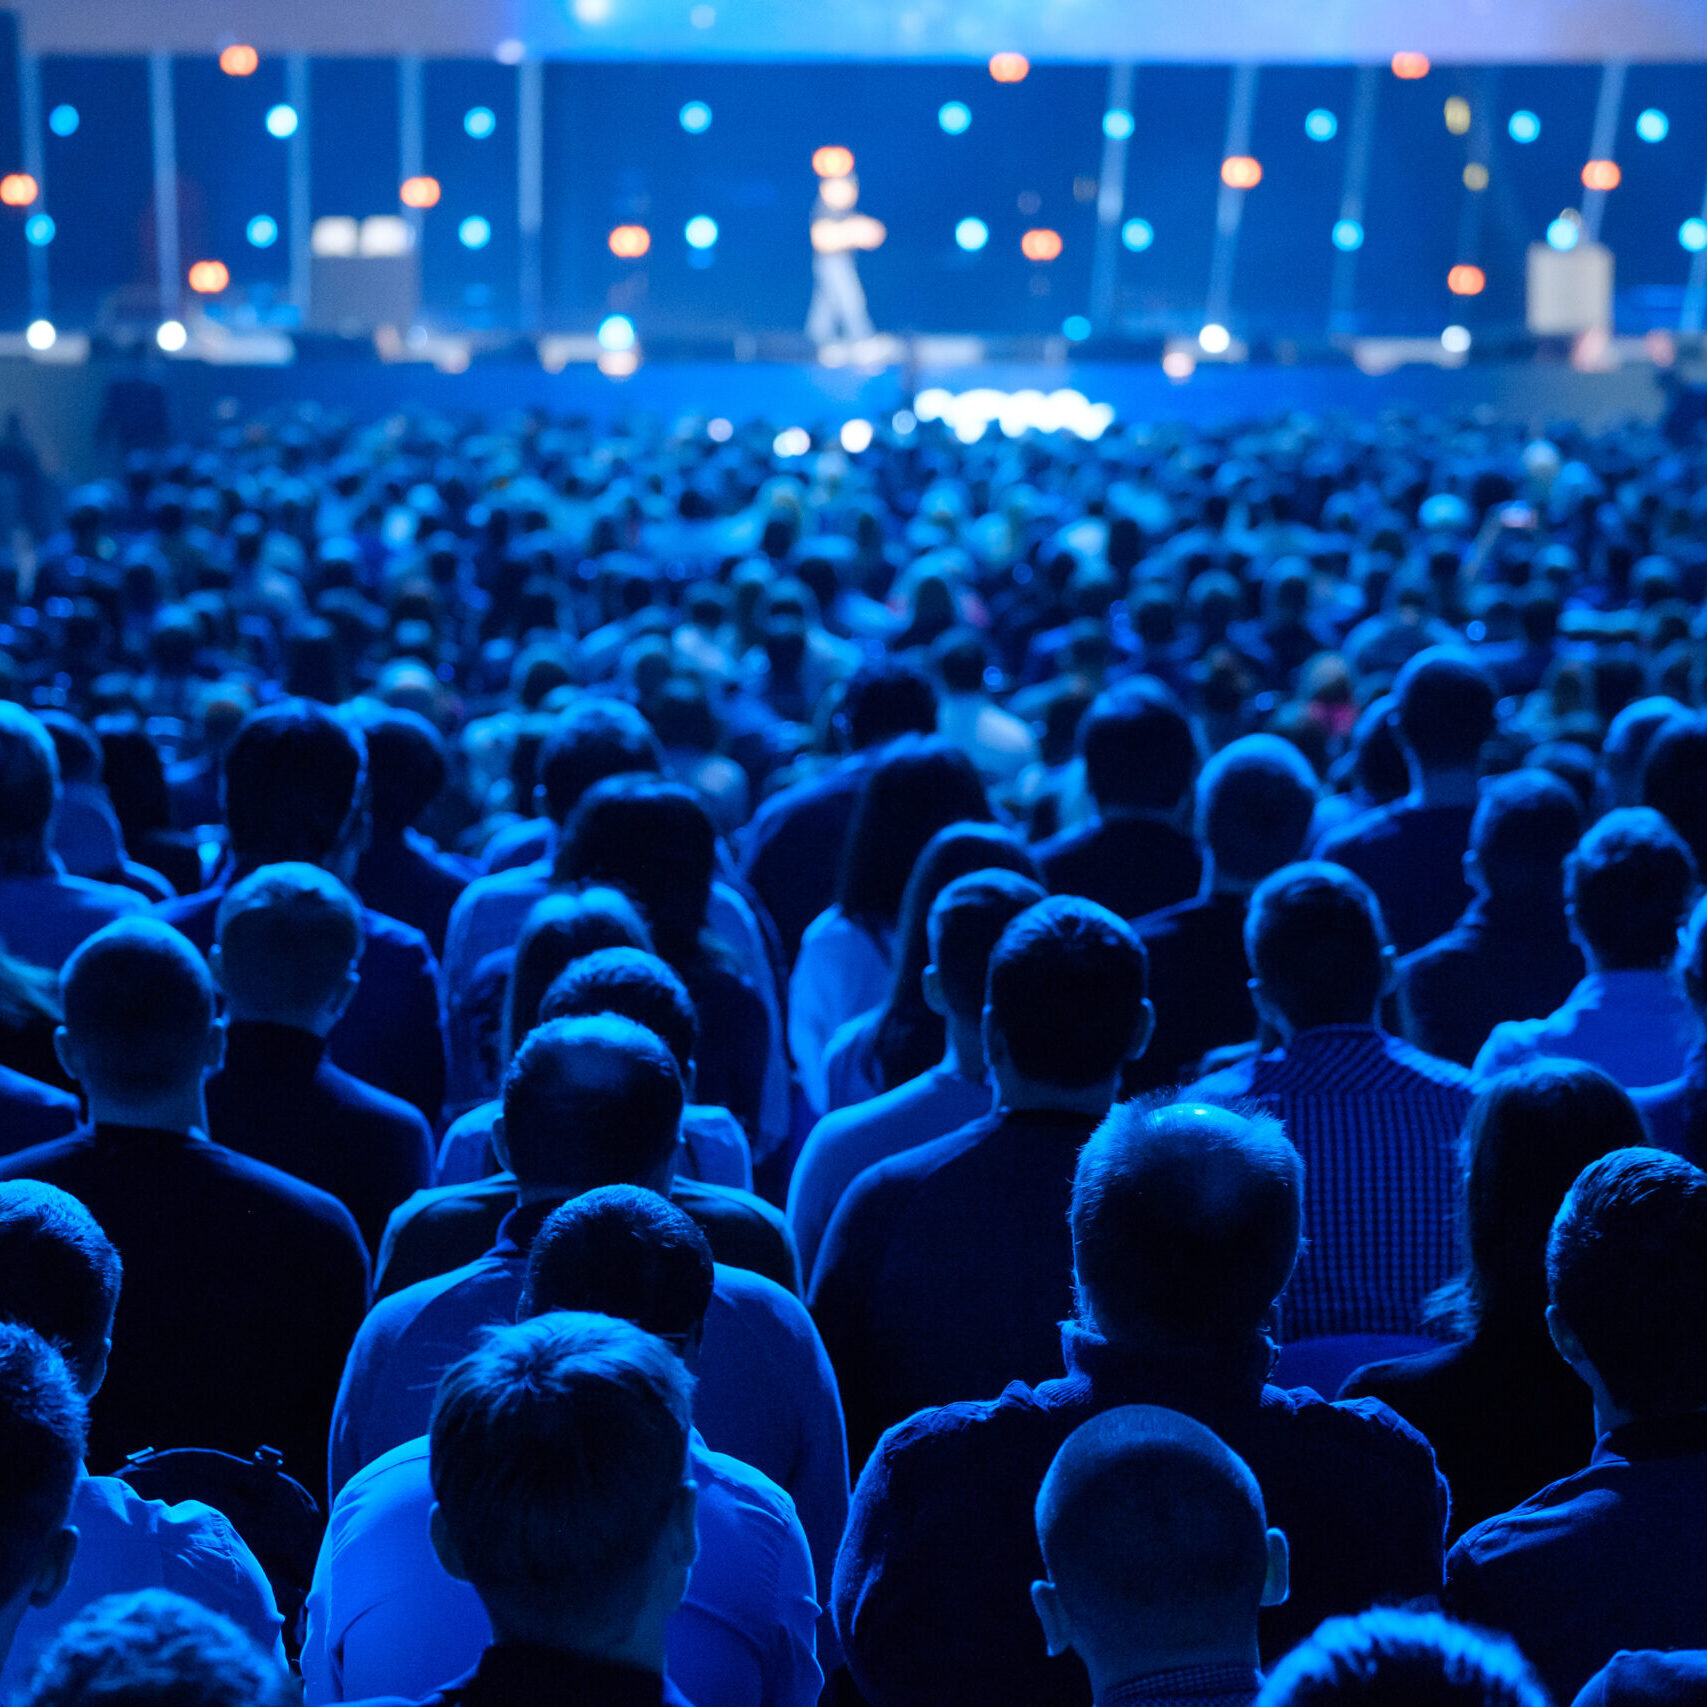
1121, 218, 1153, 251
690, 4, 715, 25
1441, 324, 1471, 354
246, 214, 278, 248
1463, 162, 1489, 191
707, 417, 733, 441
0, 174, 38, 207
939, 102, 971, 135
1508, 110, 1541, 143
1020, 228, 1062, 261
265, 105, 298, 138
1580, 159, 1621, 191
988, 53, 1029, 83
219, 45, 259, 76
1444, 96, 1470, 134
187, 259, 229, 293
494, 39, 526, 63
679, 101, 712, 134
459, 216, 491, 249
1102, 108, 1134, 140
812, 146, 854, 179
1680, 218, 1707, 253
683, 215, 719, 249
1162, 349, 1196, 380
1391, 52, 1430, 79
773, 427, 810, 457
892, 410, 917, 434
47, 105, 79, 137
954, 217, 989, 251
1062, 315, 1091, 342
1636, 108, 1668, 143
840, 418, 874, 453
608, 224, 650, 258
464, 106, 496, 139
24, 319, 54, 352
1305, 109, 1337, 141
1221, 156, 1262, 189
1447, 263, 1486, 294
597, 314, 636, 351
24, 213, 54, 246
1332, 218, 1363, 251
400, 176, 441, 209
1546, 215, 1580, 251
1199, 322, 1231, 354
156, 320, 188, 352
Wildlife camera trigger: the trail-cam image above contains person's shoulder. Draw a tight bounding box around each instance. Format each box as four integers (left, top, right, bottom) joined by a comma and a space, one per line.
1264, 1382, 1443, 1477
1379, 1032, 1478, 1090
845, 1113, 992, 1203
1449, 1455, 1606, 1564
451, 863, 548, 912
1185, 1055, 1261, 1101
359, 1254, 500, 1342
867, 1380, 1057, 1476
1034, 820, 1093, 867
710, 1259, 807, 1323
58, 873, 151, 914
332, 1434, 434, 1514
1473, 1016, 1546, 1079
357, 905, 435, 963
0, 1127, 93, 1178
199, 1139, 369, 1243
1130, 894, 1206, 938
0, 1062, 77, 1114
1573, 1650, 1707, 1707
1315, 800, 1397, 857
1340, 1339, 1468, 1403
798, 904, 855, 950
692, 1434, 798, 1530
78, 1471, 251, 1559
317, 1059, 434, 1136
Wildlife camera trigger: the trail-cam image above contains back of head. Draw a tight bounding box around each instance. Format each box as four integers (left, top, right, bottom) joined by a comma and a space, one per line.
1393, 648, 1497, 772
840, 659, 938, 750
61, 920, 213, 1104
38, 714, 102, 789
344, 704, 447, 833
215, 863, 362, 1026
505, 887, 653, 1058
519, 1186, 715, 1349
987, 897, 1148, 1089
1548, 1146, 1707, 1421
1197, 735, 1320, 886
1079, 677, 1200, 815
0, 703, 58, 865
0, 1323, 85, 1612
1565, 806, 1697, 971
1036, 1405, 1268, 1650
222, 700, 365, 868
1642, 712, 1707, 873
1255, 1610, 1548, 1707
540, 948, 697, 1080
23, 1589, 291, 1707
429, 1313, 691, 1634
1072, 1100, 1301, 1349
0, 1183, 121, 1393
930, 627, 991, 696
538, 698, 663, 824
1469, 770, 1583, 903
931, 870, 1050, 1021
500, 1015, 684, 1192
1602, 695, 1684, 805
1246, 863, 1389, 1032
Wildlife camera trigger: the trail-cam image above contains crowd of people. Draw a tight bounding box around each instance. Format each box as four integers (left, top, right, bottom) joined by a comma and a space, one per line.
0, 398, 1703, 1705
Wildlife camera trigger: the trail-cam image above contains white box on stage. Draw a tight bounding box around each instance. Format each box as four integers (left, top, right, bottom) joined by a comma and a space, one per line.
1527, 242, 1614, 335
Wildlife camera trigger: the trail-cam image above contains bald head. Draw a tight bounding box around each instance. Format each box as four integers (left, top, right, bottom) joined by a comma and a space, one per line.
1072, 1101, 1302, 1348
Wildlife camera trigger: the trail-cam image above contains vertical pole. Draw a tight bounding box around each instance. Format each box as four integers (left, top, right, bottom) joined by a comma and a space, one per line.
1204, 62, 1259, 331
287, 55, 312, 322
1087, 62, 1134, 332
18, 48, 46, 320
1329, 64, 1378, 335
518, 57, 544, 330
399, 53, 424, 261
149, 51, 179, 324
1580, 60, 1626, 244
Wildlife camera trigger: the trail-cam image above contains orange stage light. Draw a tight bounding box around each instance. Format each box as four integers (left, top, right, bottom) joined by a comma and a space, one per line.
219, 45, 259, 76
812, 146, 855, 179
1020, 227, 1062, 261
1581, 159, 1622, 191
989, 53, 1030, 83
188, 260, 230, 294
399, 176, 441, 209
1447, 263, 1486, 295
0, 174, 38, 207
1391, 52, 1431, 78
1221, 155, 1263, 189
609, 224, 652, 258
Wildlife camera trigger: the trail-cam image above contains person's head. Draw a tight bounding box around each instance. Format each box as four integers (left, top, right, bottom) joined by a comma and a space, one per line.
496, 1015, 684, 1202
55, 920, 220, 1129
537, 699, 663, 825
1078, 677, 1201, 817
1602, 695, 1684, 808
504, 888, 652, 1062
343, 704, 447, 835
1548, 1146, 1707, 1427
221, 699, 367, 875
0, 703, 59, 872
928, 869, 1050, 1035
212, 863, 362, 1036
1195, 735, 1319, 891
0, 1183, 122, 1397
929, 627, 992, 696
1245, 863, 1392, 1036
428, 1313, 696, 1662
835, 659, 937, 751
539, 949, 697, 1091
519, 1186, 715, 1362
836, 737, 993, 933
1392, 648, 1497, 776
1072, 1100, 1301, 1353
1466, 770, 1584, 906
1031, 1406, 1287, 1691
1641, 712, 1707, 875
1564, 807, 1697, 972
0, 1324, 85, 1668
1254, 1610, 1548, 1707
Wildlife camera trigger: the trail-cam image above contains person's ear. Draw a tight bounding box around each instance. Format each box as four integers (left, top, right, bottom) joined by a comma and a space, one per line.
429, 1503, 471, 1583
51, 1026, 80, 1087
1547, 1303, 1590, 1375
921, 963, 948, 1019
1378, 944, 1399, 999
667, 1478, 699, 1575
490, 1116, 511, 1176
204, 1018, 226, 1076
84, 1336, 111, 1401
1030, 1579, 1074, 1659
208, 943, 227, 996
1128, 996, 1156, 1063
30, 1525, 78, 1611
326, 965, 361, 1027
982, 1008, 1008, 1073
1260, 1528, 1290, 1607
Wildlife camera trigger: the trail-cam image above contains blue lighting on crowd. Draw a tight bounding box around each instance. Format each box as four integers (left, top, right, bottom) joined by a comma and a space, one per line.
1121, 217, 1153, 251
679, 101, 712, 133
939, 101, 971, 134
1547, 215, 1580, 251
1680, 218, 1707, 252
1062, 315, 1092, 341
48, 105, 80, 137
1508, 109, 1541, 143
1102, 108, 1134, 140
1332, 217, 1364, 251
24, 213, 54, 246
265, 104, 299, 138
1305, 108, 1337, 141
685, 215, 719, 248
464, 106, 497, 138
955, 216, 989, 251
1635, 108, 1669, 143
459, 215, 492, 249
246, 214, 278, 248
598, 314, 636, 351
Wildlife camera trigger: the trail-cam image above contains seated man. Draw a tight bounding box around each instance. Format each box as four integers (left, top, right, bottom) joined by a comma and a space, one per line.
0, 1183, 281, 1694
834, 1100, 1447, 1707
1445, 1147, 1707, 1702
330, 1016, 847, 1620
0, 919, 369, 1493
788, 869, 1043, 1283
304, 1187, 821, 1707
1031, 1407, 1289, 1707
158, 700, 445, 1125
1401, 770, 1585, 1068
1190, 863, 1473, 1340
1474, 809, 1702, 1088
206, 864, 434, 1258
1315, 648, 1496, 955
811, 895, 1153, 1465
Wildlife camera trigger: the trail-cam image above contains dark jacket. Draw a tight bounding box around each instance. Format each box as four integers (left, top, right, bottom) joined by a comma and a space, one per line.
1035, 815, 1201, 923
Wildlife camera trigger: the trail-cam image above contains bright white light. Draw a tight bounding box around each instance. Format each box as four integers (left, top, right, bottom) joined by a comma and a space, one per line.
156, 319, 188, 353
939, 102, 971, 135
246, 214, 278, 248
1162, 349, 1196, 380
573, 0, 613, 23
495, 38, 526, 63
24, 214, 54, 247
1332, 218, 1363, 251
679, 101, 712, 133
689, 3, 715, 25
24, 319, 55, 352
1636, 108, 1669, 143
1102, 108, 1134, 140
955, 217, 989, 252
1198, 322, 1231, 355
707, 417, 733, 442
1441, 324, 1472, 354
1305, 108, 1338, 141
684, 215, 718, 249
1680, 219, 1707, 253
840, 418, 874, 453
48, 105, 79, 137
464, 106, 496, 139
597, 314, 636, 352
1547, 216, 1580, 252
1121, 218, 1153, 251
265, 104, 298, 138
1508, 109, 1540, 143
773, 427, 811, 458
459, 216, 492, 249
892, 409, 917, 434
1062, 315, 1091, 341
912, 386, 1114, 441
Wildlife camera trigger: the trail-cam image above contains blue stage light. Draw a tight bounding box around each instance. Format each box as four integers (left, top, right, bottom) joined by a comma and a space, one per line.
24, 213, 54, 246
464, 106, 496, 139
939, 101, 971, 134
246, 214, 278, 248
685, 215, 718, 248
1102, 108, 1134, 140
598, 314, 636, 351
1062, 315, 1092, 341
48, 105, 79, 137
265, 104, 298, 138
1680, 218, 1707, 252
1332, 218, 1364, 251
1121, 217, 1153, 251
1305, 108, 1337, 141
1636, 108, 1669, 143
955, 216, 989, 251
1547, 215, 1580, 251
679, 101, 712, 133
1508, 110, 1540, 143
459, 216, 491, 249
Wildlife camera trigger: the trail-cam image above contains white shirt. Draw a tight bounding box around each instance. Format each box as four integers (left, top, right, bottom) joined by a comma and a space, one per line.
787, 908, 890, 1115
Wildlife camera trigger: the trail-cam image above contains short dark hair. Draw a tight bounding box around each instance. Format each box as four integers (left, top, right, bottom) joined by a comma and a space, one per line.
987, 898, 1148, 1089
1073, 1100, 1301, 1347
0, 702, 58, 857
1566, 807, 1697, 971
840, 660, 938, 750
931, 870, 1049, 1021
215, 863, 362, 1018
23, 1589, 293, 1707
0, 1322, 85, 1606
1246, 863, 1389, 1031
520, 1186, 715, 1348
1469, 770, 1583, 902
1078, 677, 1200, 814
0, 1183, 122, 1389
429, 1313, 691, 1628
1548, 1146, 1707, 1421
1392, 648, 1497, 771
1036, 1405, 1269, 1642
222, 700, 365, 866
1196, 735, 1319, 886
538, 699, 663, 824
344, 704, 447, 832
500, 1015, 684, 1190
540, 948, 697, 1078
929, 627, 990, 695
504, 888, 653, 1060
1642, 712, 1707, 874
61, 920, 214, 1101
1255, 1610, 1547, 1707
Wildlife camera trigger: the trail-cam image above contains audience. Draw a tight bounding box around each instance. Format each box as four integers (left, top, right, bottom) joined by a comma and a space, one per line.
1631, 892, 1707, 1160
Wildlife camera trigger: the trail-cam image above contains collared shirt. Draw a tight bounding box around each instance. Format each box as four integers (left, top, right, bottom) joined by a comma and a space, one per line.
346, 1639, 693, 1707
303, 1431, 818, 1707
1474, 971, 1705, 1090
1190, 1026, 1474, 1340
1100, 1664, 1264, 1707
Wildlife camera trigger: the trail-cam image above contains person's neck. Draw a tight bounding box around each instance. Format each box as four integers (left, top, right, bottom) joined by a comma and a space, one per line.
941, 1016, 987, 1083
1198, 856, 1259, 902
223, 1004, 333, 1039
992, 1065, 1116, 1119
85, 1086, 207, 1136
1404, 765, 1480, 810
1577, 948, 1665, 982
1086, 1633, 1261, 1702
485, 1605, 668, 1676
